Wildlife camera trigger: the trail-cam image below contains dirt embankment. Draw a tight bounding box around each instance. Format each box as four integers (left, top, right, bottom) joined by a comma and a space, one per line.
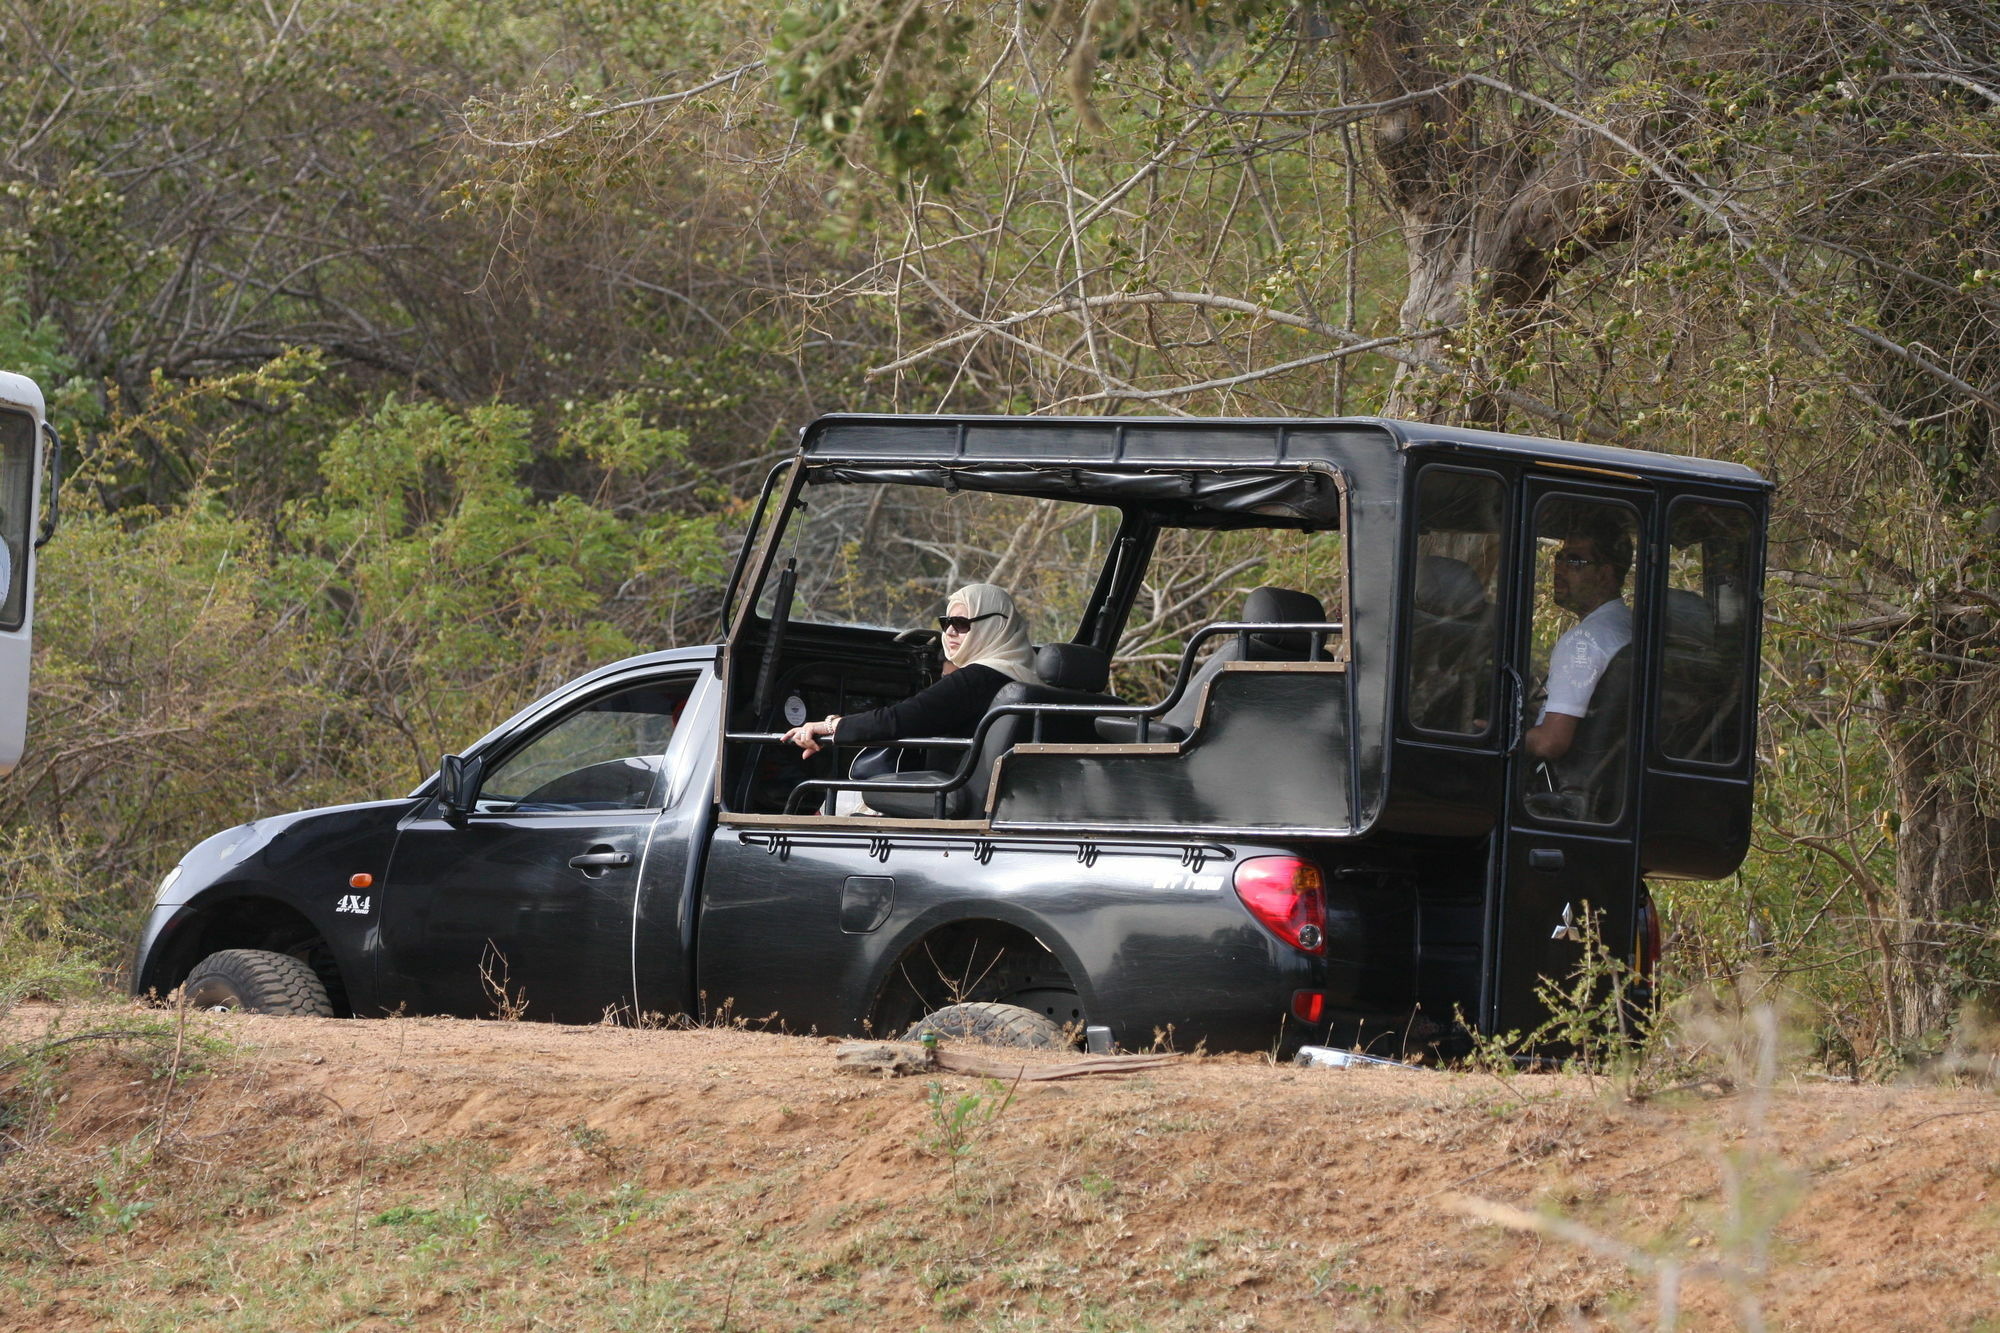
3, 1007, 1998, 1331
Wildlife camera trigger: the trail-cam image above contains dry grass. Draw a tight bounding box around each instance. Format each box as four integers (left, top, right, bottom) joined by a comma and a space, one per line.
2, 1004, 1998, 1331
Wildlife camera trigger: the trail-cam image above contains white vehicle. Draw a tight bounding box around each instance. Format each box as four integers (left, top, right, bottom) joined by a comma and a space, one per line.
0, 371, 59, 774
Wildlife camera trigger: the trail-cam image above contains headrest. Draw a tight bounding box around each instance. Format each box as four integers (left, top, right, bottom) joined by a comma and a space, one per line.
1242, 585, 1325, 625
1415, 555, 1486, 620
1034, 642, 1111, 693
1664, 588, 1715, 650
1241, 586, 1328, 657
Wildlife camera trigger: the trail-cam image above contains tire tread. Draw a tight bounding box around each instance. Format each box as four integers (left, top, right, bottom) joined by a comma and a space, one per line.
904, 1001, 1069, 1050
184, 948, 335, 1017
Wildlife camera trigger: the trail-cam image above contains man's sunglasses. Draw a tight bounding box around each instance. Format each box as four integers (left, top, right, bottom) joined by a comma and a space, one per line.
937, 611, 1007, 634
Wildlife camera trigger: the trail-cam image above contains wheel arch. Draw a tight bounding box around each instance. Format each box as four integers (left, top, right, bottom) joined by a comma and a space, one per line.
139, 887, 352, 1016
863, 903, 1095, 1037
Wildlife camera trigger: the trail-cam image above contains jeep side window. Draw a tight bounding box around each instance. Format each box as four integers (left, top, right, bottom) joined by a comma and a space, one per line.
1407, 468, 1503, 736
476, 679, 693, 813
1660, 500, 1755, 766
1522, 497, 1643, 825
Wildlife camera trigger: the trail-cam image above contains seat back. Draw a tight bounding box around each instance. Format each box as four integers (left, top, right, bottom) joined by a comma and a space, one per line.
1238, 586, 1332, 660
1159, 586, 1327, 735
1554, 645, 1634, 823
868, 643, 1120, 818
1659, 589, 1730, 760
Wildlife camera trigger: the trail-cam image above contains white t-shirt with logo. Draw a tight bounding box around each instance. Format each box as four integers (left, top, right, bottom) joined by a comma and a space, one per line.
1539, 599, 1632, 721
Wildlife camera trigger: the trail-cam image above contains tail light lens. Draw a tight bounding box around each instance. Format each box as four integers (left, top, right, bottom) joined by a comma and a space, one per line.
1233, 856, 1326, 955
1636, 893, 1663, 979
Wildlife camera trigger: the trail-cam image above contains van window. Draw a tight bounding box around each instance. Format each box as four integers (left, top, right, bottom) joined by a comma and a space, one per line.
1660, 500, 1756, 766
0, 408, 33, 633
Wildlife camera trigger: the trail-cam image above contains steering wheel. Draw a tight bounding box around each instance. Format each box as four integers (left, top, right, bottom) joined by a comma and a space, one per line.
893, 626, 940, 644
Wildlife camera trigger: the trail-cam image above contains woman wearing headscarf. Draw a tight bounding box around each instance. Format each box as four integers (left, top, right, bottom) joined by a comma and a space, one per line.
781, 583, 1042, 756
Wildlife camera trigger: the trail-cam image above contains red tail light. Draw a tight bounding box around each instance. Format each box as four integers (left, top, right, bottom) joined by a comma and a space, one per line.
1292, 989, 1326, 1023
1636, 893, 1663, 979
1233, 856, 1326, 955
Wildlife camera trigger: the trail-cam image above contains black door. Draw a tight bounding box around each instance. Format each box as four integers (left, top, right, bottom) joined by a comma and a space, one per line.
378, 674, 697, 1022
1490, 481, 1650, 1038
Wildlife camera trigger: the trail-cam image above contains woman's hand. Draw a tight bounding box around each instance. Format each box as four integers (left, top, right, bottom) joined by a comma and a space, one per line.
782, 715, 839, 756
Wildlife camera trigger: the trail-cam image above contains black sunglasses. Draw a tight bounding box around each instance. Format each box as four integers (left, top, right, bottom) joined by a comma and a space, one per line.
937, 611, 1007, 634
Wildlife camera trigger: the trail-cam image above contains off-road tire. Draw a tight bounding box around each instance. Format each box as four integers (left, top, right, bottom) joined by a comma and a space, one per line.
904, 1001, 1068, 1050
183, 948, 334, 1017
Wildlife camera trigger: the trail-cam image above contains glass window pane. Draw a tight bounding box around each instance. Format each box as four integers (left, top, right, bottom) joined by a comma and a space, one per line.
0, 408, 33, 633
478, 678, 693, 813
1661, 501, 1755, 765
1523, 497, 1641, 824
1408, 468, 1503, 736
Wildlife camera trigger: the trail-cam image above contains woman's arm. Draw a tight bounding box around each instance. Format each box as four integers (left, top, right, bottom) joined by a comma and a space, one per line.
831, 666, 1002, 746
780, 666, 1005, 755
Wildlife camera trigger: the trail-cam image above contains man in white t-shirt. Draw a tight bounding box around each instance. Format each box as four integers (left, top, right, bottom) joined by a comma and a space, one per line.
1524, 527, 1632, 763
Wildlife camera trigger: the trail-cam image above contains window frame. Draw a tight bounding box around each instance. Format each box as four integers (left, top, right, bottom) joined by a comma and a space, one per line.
1652, 495, 1760, 773
1519, 489, 1647, 829
0, 406, 36, 634
1399, 463, 1510, 745
469, 673, 699, 818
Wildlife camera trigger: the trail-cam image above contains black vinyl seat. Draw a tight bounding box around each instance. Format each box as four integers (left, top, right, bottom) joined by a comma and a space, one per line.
865, 642, 1123, 819
1095, 586, 1329, 745
1526, 644, 1633, 824
1659, 588, 1732, 761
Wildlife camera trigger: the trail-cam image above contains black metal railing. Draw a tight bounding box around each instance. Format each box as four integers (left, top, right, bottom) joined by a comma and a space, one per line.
732, 619, 1343, 818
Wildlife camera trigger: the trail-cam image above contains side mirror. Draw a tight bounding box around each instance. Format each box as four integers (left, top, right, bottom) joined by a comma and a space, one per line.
436, 752, 484, 823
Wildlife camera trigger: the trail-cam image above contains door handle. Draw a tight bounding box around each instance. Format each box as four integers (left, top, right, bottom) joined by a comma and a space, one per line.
1528, 848, 1565, 871
1501, 663, 1526, 753
568, 850, 633, 869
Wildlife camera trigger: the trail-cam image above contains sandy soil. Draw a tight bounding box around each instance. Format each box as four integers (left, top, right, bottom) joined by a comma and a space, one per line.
4, 1006, 1998, 1330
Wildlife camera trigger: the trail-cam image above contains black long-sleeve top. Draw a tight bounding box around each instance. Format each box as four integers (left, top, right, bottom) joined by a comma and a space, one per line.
831, 664, 1012, 746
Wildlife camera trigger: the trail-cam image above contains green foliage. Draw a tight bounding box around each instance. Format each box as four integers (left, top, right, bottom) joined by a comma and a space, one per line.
0, 356, 727, 960
0, 906, 109, 1015
772, 0, 980, 190
0, 0, 1994, 1067
279, 393, 722, 755
5, 500, 352, 937
921, 1076, 1016, 1195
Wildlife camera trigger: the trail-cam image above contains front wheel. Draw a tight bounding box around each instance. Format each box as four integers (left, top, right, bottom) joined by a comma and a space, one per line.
905, 1001, 1069, 1049
183, 948, 334, 1016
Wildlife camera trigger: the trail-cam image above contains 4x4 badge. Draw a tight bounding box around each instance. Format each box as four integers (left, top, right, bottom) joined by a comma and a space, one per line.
335, 894, 373, 915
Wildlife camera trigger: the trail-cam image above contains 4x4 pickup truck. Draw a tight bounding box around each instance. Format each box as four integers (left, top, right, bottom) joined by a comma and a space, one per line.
133, 413, 1769, 1054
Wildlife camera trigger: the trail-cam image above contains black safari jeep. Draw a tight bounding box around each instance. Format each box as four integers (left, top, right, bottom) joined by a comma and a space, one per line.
134, 414, 1768, 1054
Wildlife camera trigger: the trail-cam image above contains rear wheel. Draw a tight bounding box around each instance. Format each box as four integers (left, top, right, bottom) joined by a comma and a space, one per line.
905, 1001, 1068, 1049
183, 948, 334, 1016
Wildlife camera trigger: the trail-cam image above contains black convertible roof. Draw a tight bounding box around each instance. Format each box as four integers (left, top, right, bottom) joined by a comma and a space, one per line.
799, 413, 1770, 489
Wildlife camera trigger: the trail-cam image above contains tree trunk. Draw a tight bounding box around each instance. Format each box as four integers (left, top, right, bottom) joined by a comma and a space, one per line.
1351, 17, 1643, 425
1881, 644, 2000, 1041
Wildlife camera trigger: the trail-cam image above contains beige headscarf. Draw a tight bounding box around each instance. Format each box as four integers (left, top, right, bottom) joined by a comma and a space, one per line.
945, 583, 1040, 685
